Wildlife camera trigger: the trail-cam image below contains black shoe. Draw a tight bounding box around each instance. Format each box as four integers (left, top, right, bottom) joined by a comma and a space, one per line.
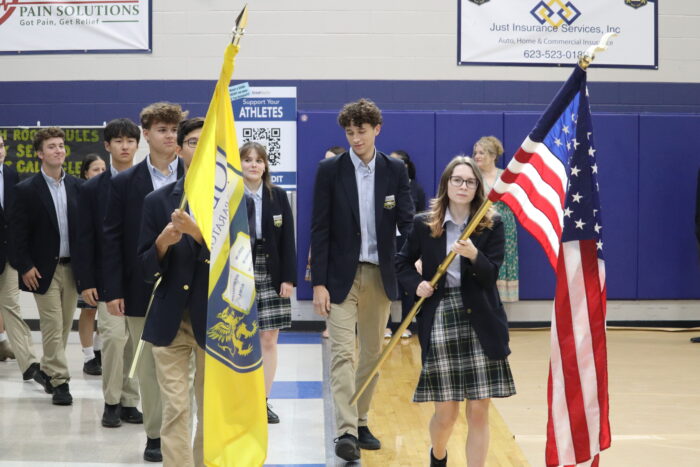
83, 358, 102, 376
33, 369, 53, 394
690, 336, 700, 343
430, 448, 448, 467
51, 383, 73, 405
102, 403, 122, 427
144, 437, 162, 462
22, 362, 40, 381
120, 406, 144, 424
267, 401, 279, 424
358, 425, 381, 450
94, 350, 102, 365
335, 433, 360, 461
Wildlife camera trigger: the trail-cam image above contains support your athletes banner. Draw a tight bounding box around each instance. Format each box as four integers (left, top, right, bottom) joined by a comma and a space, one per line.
458, 0, 657, 68
0, 127, 106, 178
0, 0, 151, 54
233, 87, 297, 190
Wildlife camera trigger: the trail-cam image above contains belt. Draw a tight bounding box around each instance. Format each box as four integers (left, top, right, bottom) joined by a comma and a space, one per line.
58, 257, 71, 264
358, 261, 378, 266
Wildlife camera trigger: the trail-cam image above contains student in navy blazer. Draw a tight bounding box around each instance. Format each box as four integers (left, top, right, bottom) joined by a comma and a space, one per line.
311, 149, 414, 305
395, 156, 515, 467
101, 102, 187, 462
74, 118, 143, 428
310, 99, 414, 461
137, 117, 207, 466
0, 134, 40, 379
9, 127, 82, 405
138, 181, 209, 345
240, 141, 297, 425
74, 154, 106, 377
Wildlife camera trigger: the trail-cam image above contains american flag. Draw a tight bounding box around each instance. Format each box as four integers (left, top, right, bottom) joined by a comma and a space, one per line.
488, 66, 610, 466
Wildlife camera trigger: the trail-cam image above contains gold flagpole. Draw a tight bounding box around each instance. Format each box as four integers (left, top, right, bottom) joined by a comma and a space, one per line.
128, 4, 249, 379
578, 32, 617, 70
350, 199, 493, 406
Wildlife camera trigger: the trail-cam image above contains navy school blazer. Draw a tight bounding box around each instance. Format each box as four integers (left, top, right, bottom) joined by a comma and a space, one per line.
310, 151, 414, 304
0, 165, 19, 274
258, 184, 297, 291
138, 178, 209, 348
395, 212, 510, 363
74, 170, 111, 295
9, 172, 82, 294
102, 157, 184, 317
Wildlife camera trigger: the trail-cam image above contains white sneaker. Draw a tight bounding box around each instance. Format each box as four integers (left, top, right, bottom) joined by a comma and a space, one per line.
384, 329, 392, 339
401, 330, 412, 339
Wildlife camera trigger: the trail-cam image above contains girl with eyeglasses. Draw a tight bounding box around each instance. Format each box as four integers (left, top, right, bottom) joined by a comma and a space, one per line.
396, 156, 515, 467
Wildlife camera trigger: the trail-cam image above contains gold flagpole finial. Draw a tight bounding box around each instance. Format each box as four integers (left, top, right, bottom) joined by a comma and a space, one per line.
578, 32, 617, 70
232, 4, 249, 46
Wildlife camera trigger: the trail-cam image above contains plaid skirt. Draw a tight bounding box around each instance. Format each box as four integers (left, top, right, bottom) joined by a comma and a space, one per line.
414, 287, 516, 402
254, 243, 292, 331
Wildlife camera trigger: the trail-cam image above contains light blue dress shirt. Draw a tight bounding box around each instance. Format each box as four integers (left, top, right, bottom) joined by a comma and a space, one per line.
40, 168, 70, 258
444, 208, 469, 288
146, 155, 178, 191
244, 183, 263, 240
349, 148, 378, 264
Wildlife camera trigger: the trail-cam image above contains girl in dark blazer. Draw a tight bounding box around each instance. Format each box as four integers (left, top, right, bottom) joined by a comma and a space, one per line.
240, 142, 296, 425
396, 156, 515, 467
77, 154, 106, 376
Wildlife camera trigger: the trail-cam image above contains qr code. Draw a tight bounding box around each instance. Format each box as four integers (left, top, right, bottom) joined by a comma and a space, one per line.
241, 127, 282, 166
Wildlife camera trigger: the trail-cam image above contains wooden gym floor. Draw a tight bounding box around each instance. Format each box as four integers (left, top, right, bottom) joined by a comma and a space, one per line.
360, 329, 700, 466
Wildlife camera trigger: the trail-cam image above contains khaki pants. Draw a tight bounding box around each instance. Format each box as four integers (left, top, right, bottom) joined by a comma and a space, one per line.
152, 319, 205, 467
0, 261, 38, 374
126, 316, 163, 440
328, 263, 391, 437
33, 264, 78, 387
97, 302, 139, 407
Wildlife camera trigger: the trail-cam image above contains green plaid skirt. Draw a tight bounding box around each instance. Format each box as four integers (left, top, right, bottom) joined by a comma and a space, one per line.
254, 243, 292, 331
414, 288, 516, 402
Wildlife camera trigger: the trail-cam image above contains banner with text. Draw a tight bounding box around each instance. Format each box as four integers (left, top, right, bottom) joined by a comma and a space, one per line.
0, 127, 106, 179
233, 87, 297, 190
458, 0, 657, 68
0, 0, 151, 54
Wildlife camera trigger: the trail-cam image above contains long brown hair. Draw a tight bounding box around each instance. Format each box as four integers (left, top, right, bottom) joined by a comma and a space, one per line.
426, 156, 495, 238
239, 141, 274, 197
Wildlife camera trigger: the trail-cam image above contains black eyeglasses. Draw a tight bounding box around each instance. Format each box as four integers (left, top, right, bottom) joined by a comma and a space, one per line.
183, 138, 199, 148
449, 176, 479, 189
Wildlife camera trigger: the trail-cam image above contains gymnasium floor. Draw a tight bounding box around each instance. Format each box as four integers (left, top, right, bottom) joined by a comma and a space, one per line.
1, 328, 699, 466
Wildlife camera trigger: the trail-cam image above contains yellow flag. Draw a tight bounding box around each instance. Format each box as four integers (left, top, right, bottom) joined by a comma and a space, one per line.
185, 43, 268, 467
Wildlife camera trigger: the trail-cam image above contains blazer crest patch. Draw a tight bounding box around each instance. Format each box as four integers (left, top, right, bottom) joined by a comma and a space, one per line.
384, 194, 396, 209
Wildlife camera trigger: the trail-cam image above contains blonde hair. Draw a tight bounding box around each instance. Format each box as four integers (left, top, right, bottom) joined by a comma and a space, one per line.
473, 136, 504, 161
426, 156, 495, 238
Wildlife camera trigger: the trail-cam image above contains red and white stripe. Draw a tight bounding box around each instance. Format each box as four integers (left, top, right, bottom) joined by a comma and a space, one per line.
488, 136, 568, 269
488, 136, 610, 466
546, 241, 610, 466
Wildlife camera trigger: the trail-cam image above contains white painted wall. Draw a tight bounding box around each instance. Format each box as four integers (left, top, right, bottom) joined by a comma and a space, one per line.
1, 0, 698, 83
